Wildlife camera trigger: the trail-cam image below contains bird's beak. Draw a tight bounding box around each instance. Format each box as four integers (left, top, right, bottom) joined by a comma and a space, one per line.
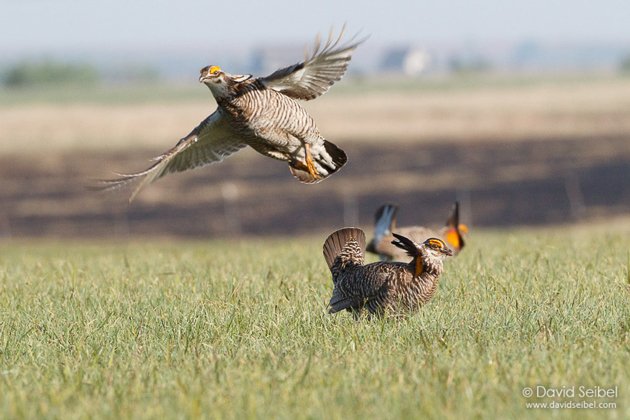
443, 247, 454, 256
199, 73, 209, 83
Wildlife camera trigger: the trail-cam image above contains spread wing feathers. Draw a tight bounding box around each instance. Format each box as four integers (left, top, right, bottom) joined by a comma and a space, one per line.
95, 111, 246, 202
260, 27, 367, 101
323, 227, 366, 270
391, 233, 421, 258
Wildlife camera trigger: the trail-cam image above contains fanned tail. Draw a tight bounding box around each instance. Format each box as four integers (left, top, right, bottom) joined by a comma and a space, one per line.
322, 227, 366, 270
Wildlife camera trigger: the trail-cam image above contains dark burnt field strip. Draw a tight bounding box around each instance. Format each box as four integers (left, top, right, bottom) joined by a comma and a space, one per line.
1, 135, 629, 238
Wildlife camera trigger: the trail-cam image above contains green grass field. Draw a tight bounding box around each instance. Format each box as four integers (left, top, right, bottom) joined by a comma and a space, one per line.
1, 227, 629, 418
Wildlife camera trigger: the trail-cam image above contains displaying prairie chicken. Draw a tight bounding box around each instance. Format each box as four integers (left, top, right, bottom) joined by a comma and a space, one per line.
99, 29, 365, 201
367, 201, 468, 262
323, 227, 452, 316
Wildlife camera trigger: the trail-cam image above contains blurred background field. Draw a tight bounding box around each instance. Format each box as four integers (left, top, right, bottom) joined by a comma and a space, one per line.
2, 0, 630, 239
0, 0, 630, 239
1, 73, 629, 238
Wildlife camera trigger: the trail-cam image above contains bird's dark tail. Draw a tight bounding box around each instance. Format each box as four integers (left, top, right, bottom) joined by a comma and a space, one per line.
323, 227, 366, 271
322, 140, 348, 173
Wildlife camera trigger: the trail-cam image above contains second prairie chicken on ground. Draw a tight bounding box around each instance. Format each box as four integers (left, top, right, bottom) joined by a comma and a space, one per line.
367, 202, 468, 262
324, 227, 452, 317
98, 28, 365, 201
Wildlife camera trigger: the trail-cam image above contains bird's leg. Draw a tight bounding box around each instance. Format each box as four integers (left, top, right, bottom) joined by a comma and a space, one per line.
290, 159, 310, 172
303, 143, 319, 179
288, 143, 320, 180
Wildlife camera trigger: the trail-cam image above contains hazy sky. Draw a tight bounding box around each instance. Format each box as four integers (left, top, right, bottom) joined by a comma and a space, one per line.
3, 0, 630, 54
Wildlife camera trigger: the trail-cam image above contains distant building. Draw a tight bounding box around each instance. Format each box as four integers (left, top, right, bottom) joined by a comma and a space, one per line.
380, 47, 430, 76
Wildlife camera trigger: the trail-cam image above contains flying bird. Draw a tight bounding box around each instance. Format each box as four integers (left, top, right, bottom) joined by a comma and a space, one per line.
98, 28, 365, 201
366, 201, 468, 261
323, 227, 452, 317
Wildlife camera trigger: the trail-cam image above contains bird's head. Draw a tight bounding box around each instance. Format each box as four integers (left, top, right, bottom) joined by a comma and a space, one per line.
421, 238, 453, 260
392, 234, 452, 277
391, 234, 452, 261
199, 65, 252, 98
199, 65, 223, 82
199, 65, 230, 96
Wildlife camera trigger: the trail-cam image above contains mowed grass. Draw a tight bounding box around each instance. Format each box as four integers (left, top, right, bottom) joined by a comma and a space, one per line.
0, 227, 629, 419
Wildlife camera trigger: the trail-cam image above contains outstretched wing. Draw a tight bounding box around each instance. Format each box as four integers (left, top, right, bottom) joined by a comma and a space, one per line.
259, 27, 366, 101
96, 110, 246, 201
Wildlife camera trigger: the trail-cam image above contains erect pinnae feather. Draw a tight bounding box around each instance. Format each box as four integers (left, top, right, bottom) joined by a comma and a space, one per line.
391, 233, 420, 258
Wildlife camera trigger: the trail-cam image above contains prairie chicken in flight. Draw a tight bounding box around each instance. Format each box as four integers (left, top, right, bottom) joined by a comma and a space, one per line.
324, 228, 452, 316
366, 202, 468, 262
99, 29, 365, 201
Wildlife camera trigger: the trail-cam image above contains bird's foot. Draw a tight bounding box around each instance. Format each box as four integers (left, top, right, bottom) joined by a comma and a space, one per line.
304, 144, 320, 180
288, 144, 322, 183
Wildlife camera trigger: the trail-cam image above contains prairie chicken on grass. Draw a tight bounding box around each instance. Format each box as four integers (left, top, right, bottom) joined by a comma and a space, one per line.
98, 28, 365, 201
324, 227, 452, 317
367, 202, 468, 262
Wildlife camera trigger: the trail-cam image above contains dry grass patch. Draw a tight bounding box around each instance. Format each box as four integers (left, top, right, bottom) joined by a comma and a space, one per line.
3, 76, 630, 154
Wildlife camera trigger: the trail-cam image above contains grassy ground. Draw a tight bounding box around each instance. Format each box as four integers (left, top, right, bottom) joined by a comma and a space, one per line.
0, 227, 628, 418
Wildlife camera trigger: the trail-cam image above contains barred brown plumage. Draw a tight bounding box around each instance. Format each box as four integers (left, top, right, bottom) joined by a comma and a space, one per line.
366, 202, 468, 262
324, 227, 453, 317
95, 28, 365, 201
